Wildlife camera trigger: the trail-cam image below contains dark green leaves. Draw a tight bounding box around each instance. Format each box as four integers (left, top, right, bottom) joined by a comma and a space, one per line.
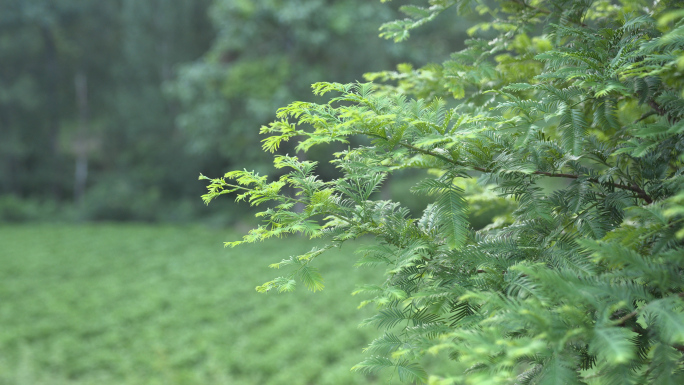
412, 178, 469, 248
297, 265, 325, 292
352, 356, 428, 384
537, 356, 583, 385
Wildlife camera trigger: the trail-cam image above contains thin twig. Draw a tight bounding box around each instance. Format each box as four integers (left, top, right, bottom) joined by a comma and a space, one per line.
634, 111, 657, 124
614, 310, 638, 325
613, 293, 684, 326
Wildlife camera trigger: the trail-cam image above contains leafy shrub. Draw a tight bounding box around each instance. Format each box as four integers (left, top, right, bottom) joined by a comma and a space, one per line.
203, 1, 684, 383
0, 195, 62, 222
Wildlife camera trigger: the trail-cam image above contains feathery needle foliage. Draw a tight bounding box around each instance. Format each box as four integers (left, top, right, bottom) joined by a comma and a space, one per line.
202, 1, 684, 383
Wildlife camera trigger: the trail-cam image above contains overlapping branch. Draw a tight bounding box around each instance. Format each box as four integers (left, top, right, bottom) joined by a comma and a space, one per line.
372, 135, 654, 204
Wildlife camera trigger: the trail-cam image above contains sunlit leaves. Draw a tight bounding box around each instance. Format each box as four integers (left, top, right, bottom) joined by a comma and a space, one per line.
297, 265, 325, 292
412, 178, 469, 248
644, 298, 684, 345
590, 327, 636, 364
204, 1, 684, 384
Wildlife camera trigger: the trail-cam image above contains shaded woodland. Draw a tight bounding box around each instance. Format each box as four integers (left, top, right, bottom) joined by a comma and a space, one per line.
0, 0, 471, 222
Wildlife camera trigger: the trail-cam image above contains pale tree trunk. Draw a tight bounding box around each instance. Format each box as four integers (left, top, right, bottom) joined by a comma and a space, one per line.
73, 70, 89, 204
41, 25, 62, 198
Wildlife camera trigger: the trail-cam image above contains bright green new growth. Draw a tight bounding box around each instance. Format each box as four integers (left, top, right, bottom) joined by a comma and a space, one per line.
202, 1, 684, 383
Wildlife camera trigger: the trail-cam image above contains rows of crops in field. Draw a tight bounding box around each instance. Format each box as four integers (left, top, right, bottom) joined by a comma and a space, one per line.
0, 224, 395, 385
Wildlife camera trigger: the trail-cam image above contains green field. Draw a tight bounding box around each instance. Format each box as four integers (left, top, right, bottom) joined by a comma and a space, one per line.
0, 224, 393, 385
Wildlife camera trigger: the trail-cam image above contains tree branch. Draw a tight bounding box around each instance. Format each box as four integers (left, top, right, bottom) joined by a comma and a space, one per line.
360, 131, 654, 203
614, 310, 638, 326
634, 111, 657, 124
648, 100, 667, 117
531, 171, 653, 204
648, 99, 681, 123
399, 140, 653, 203
613, 293, 684, 326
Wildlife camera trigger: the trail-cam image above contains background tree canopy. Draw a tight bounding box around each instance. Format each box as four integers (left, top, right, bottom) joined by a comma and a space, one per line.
202, 0, 684, 384
0, 0, 472, 223
0, 0, 214, 221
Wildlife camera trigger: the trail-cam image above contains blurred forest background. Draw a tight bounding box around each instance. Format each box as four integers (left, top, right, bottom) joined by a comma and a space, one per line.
0, 0, 477, 224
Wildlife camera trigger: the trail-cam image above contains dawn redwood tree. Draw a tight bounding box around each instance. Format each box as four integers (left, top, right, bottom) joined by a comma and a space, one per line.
202, 1, 684, 383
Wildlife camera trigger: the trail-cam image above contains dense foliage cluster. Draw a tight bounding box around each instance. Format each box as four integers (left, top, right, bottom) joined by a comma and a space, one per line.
203, 1, 684, 383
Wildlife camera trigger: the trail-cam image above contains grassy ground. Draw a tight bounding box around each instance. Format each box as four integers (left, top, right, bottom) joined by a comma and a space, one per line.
0, 224, 393, 385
